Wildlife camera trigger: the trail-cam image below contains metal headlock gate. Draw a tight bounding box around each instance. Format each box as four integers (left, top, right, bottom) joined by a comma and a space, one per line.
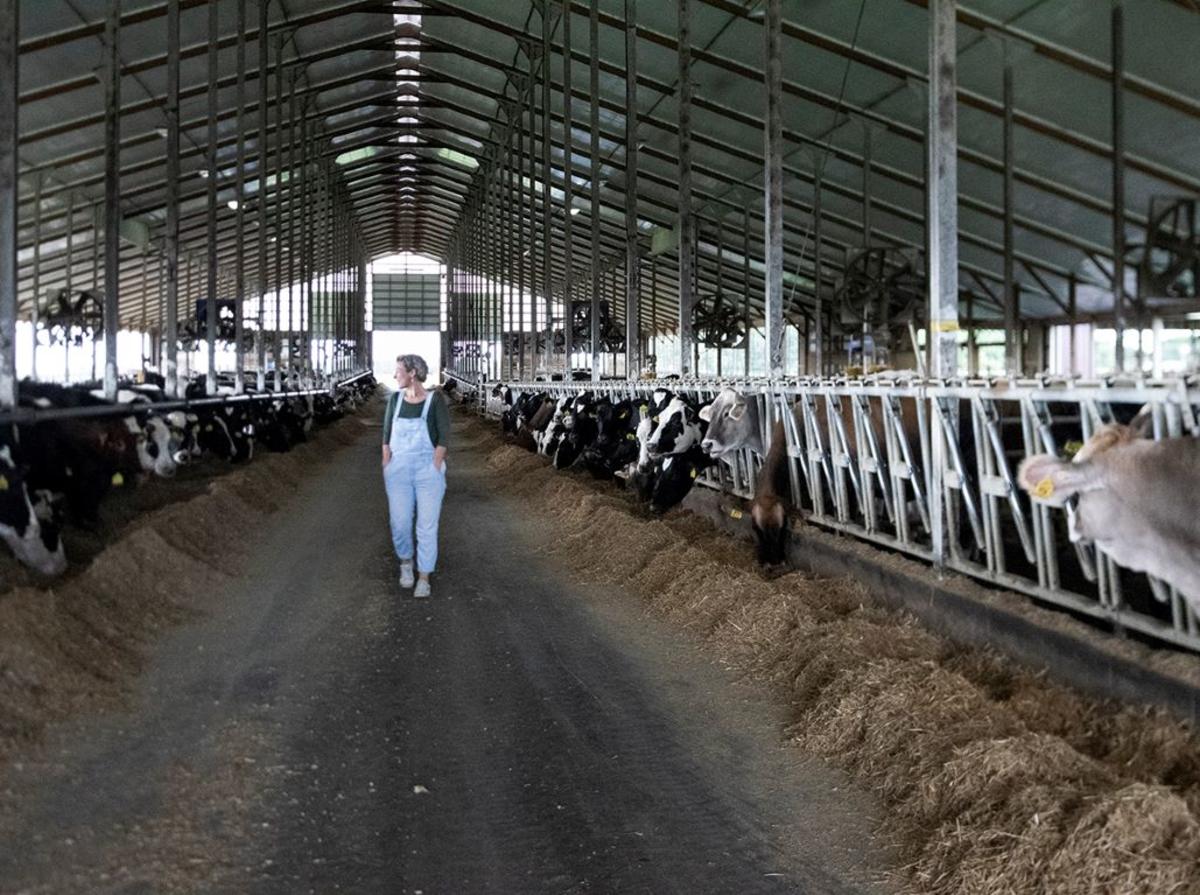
446, 370, 1200, 656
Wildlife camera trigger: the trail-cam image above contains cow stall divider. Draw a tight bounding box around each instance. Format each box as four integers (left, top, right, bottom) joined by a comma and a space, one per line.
445, 370, 1200, 656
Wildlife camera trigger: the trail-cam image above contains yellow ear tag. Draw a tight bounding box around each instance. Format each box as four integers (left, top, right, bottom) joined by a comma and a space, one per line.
639, 404, 648, 413
626, 432, 637, 441
111, 472, 125, 487
730, 508, 743, 520
0, 475, 9, 491
690, 468, 697, 479
1033, 477, 1054, 499
1063, 440, 1084, 459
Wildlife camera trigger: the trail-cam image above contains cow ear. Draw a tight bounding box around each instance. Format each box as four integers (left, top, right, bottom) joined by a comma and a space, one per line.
698, 403, 714, 423
1018, 454, 1100, 504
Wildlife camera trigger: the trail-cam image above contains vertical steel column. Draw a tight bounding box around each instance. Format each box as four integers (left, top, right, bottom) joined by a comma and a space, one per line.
1111, 0, 1127, 373
541, 2, 554, 377
928, 0, 959, 380
588, 0, 601, 382
1068, 272, 1077, 373
63, 193, 73, 382
624, 0, 640, 378
103, 0, 122, 400
1002, 44, 1018, 375
299, 110, 310, 380
0, 0, 14, 406
561, 5, 574, 375
233, 0, 247, 392
256, 0, 268, 390
515, 98, 525, 380
676, 0, 695, 377
272, 32, 284, 390
31, 173, 42, 381
526, 47, 538, 376
165, 0, 180, 395
763, 0, 784, 377
286, 80, 297, 382
928, 0, 959, 569
742, 202, 751, 375
205, 0, 218, 394
813, 170, 824, 375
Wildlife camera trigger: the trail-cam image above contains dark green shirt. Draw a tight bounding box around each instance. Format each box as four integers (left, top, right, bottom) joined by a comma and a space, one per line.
382, 390, 451, 449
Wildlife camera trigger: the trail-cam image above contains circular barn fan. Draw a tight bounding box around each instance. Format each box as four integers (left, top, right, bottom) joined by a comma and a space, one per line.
1126, 197, 1199, 300
691, 290, 746, 348
571, 302, 624, 353
836, 247, 924, 327
37, 288, 103, 347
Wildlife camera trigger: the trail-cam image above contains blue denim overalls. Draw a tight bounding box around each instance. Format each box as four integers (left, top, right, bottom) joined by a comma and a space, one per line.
384, 393, 447, 573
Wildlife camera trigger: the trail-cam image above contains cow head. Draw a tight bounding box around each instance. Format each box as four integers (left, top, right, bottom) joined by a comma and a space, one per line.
645, 397, 703, 457
699, 388, 763, 458
0, 433, 67, 576
126, 416, 179, 478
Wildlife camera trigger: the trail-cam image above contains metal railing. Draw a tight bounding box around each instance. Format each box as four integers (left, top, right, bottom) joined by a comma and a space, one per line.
446, 369, 1200, 654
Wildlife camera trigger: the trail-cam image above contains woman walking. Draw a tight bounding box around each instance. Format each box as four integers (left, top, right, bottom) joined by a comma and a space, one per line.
381, 354, 450, 598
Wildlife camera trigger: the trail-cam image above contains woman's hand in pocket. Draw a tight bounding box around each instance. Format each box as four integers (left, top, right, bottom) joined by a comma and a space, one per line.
381, 445, 392, 468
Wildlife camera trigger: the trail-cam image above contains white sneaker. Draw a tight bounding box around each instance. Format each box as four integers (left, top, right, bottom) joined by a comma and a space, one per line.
399, 562, 415, 589
413, 579, 431, 599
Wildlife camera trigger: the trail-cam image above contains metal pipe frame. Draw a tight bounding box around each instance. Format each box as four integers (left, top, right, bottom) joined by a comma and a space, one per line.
1111, 0, 1127, 374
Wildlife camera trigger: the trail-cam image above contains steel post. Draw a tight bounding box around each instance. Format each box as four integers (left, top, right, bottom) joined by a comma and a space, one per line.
164, 0, 180, 395
677, 0, 695, 377
286, 78, 297, 382
813, 169, 824, 375
256, 0, 268, 391
233, 0, 247, 393
205, 0, 218, 394
541, 2, 554, 377
928, 0, 960, 569
742, 202, 751, 375
0, 0, 14, 407
1111, 1, 1127, 374
763, 0, 784, 377
561, 3, 574, 375
30, 172, 42, 381
624, 0, 640, 378
1002, 45, 1018, 375
103, 0, 122, 400
272, 32, 284, 390
588, 0, 601, 382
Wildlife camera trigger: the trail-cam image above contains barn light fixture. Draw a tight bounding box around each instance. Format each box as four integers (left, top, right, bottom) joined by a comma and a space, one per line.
227, 199, 240, 210
197, 168, 211, 179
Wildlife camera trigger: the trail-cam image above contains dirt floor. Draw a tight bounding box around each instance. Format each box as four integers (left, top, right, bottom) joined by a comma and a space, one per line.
463, 411, 1200, 895
0, 401, 900, 894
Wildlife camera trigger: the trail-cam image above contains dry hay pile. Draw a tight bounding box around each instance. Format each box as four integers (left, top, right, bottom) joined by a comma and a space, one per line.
0, 402, 379, 769
471, 413, 1200, 894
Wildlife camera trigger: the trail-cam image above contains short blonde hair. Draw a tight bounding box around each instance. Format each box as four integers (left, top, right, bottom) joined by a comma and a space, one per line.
396, 353, 429, 382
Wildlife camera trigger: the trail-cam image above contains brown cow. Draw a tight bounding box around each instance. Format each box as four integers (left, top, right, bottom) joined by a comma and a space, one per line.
1019, 424, 1200, 611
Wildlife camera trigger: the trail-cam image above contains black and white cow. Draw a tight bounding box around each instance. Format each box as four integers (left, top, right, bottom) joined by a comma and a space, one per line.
0, 425, 67, 575
582, 398, 640, 479
553, 392, 598, 470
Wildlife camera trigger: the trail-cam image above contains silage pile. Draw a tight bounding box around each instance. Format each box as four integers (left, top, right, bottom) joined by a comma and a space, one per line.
0, 405, 376, 767
480, 423, 1200, 895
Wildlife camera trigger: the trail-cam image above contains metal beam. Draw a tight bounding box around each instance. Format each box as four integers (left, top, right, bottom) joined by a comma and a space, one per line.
763, 0, 783, 377
0, 0, 15, 407
103, 0, 121, 400
676, 0, 695, 377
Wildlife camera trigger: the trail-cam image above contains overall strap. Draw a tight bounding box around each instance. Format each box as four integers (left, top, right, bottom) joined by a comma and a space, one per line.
419, 392, 434, 421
